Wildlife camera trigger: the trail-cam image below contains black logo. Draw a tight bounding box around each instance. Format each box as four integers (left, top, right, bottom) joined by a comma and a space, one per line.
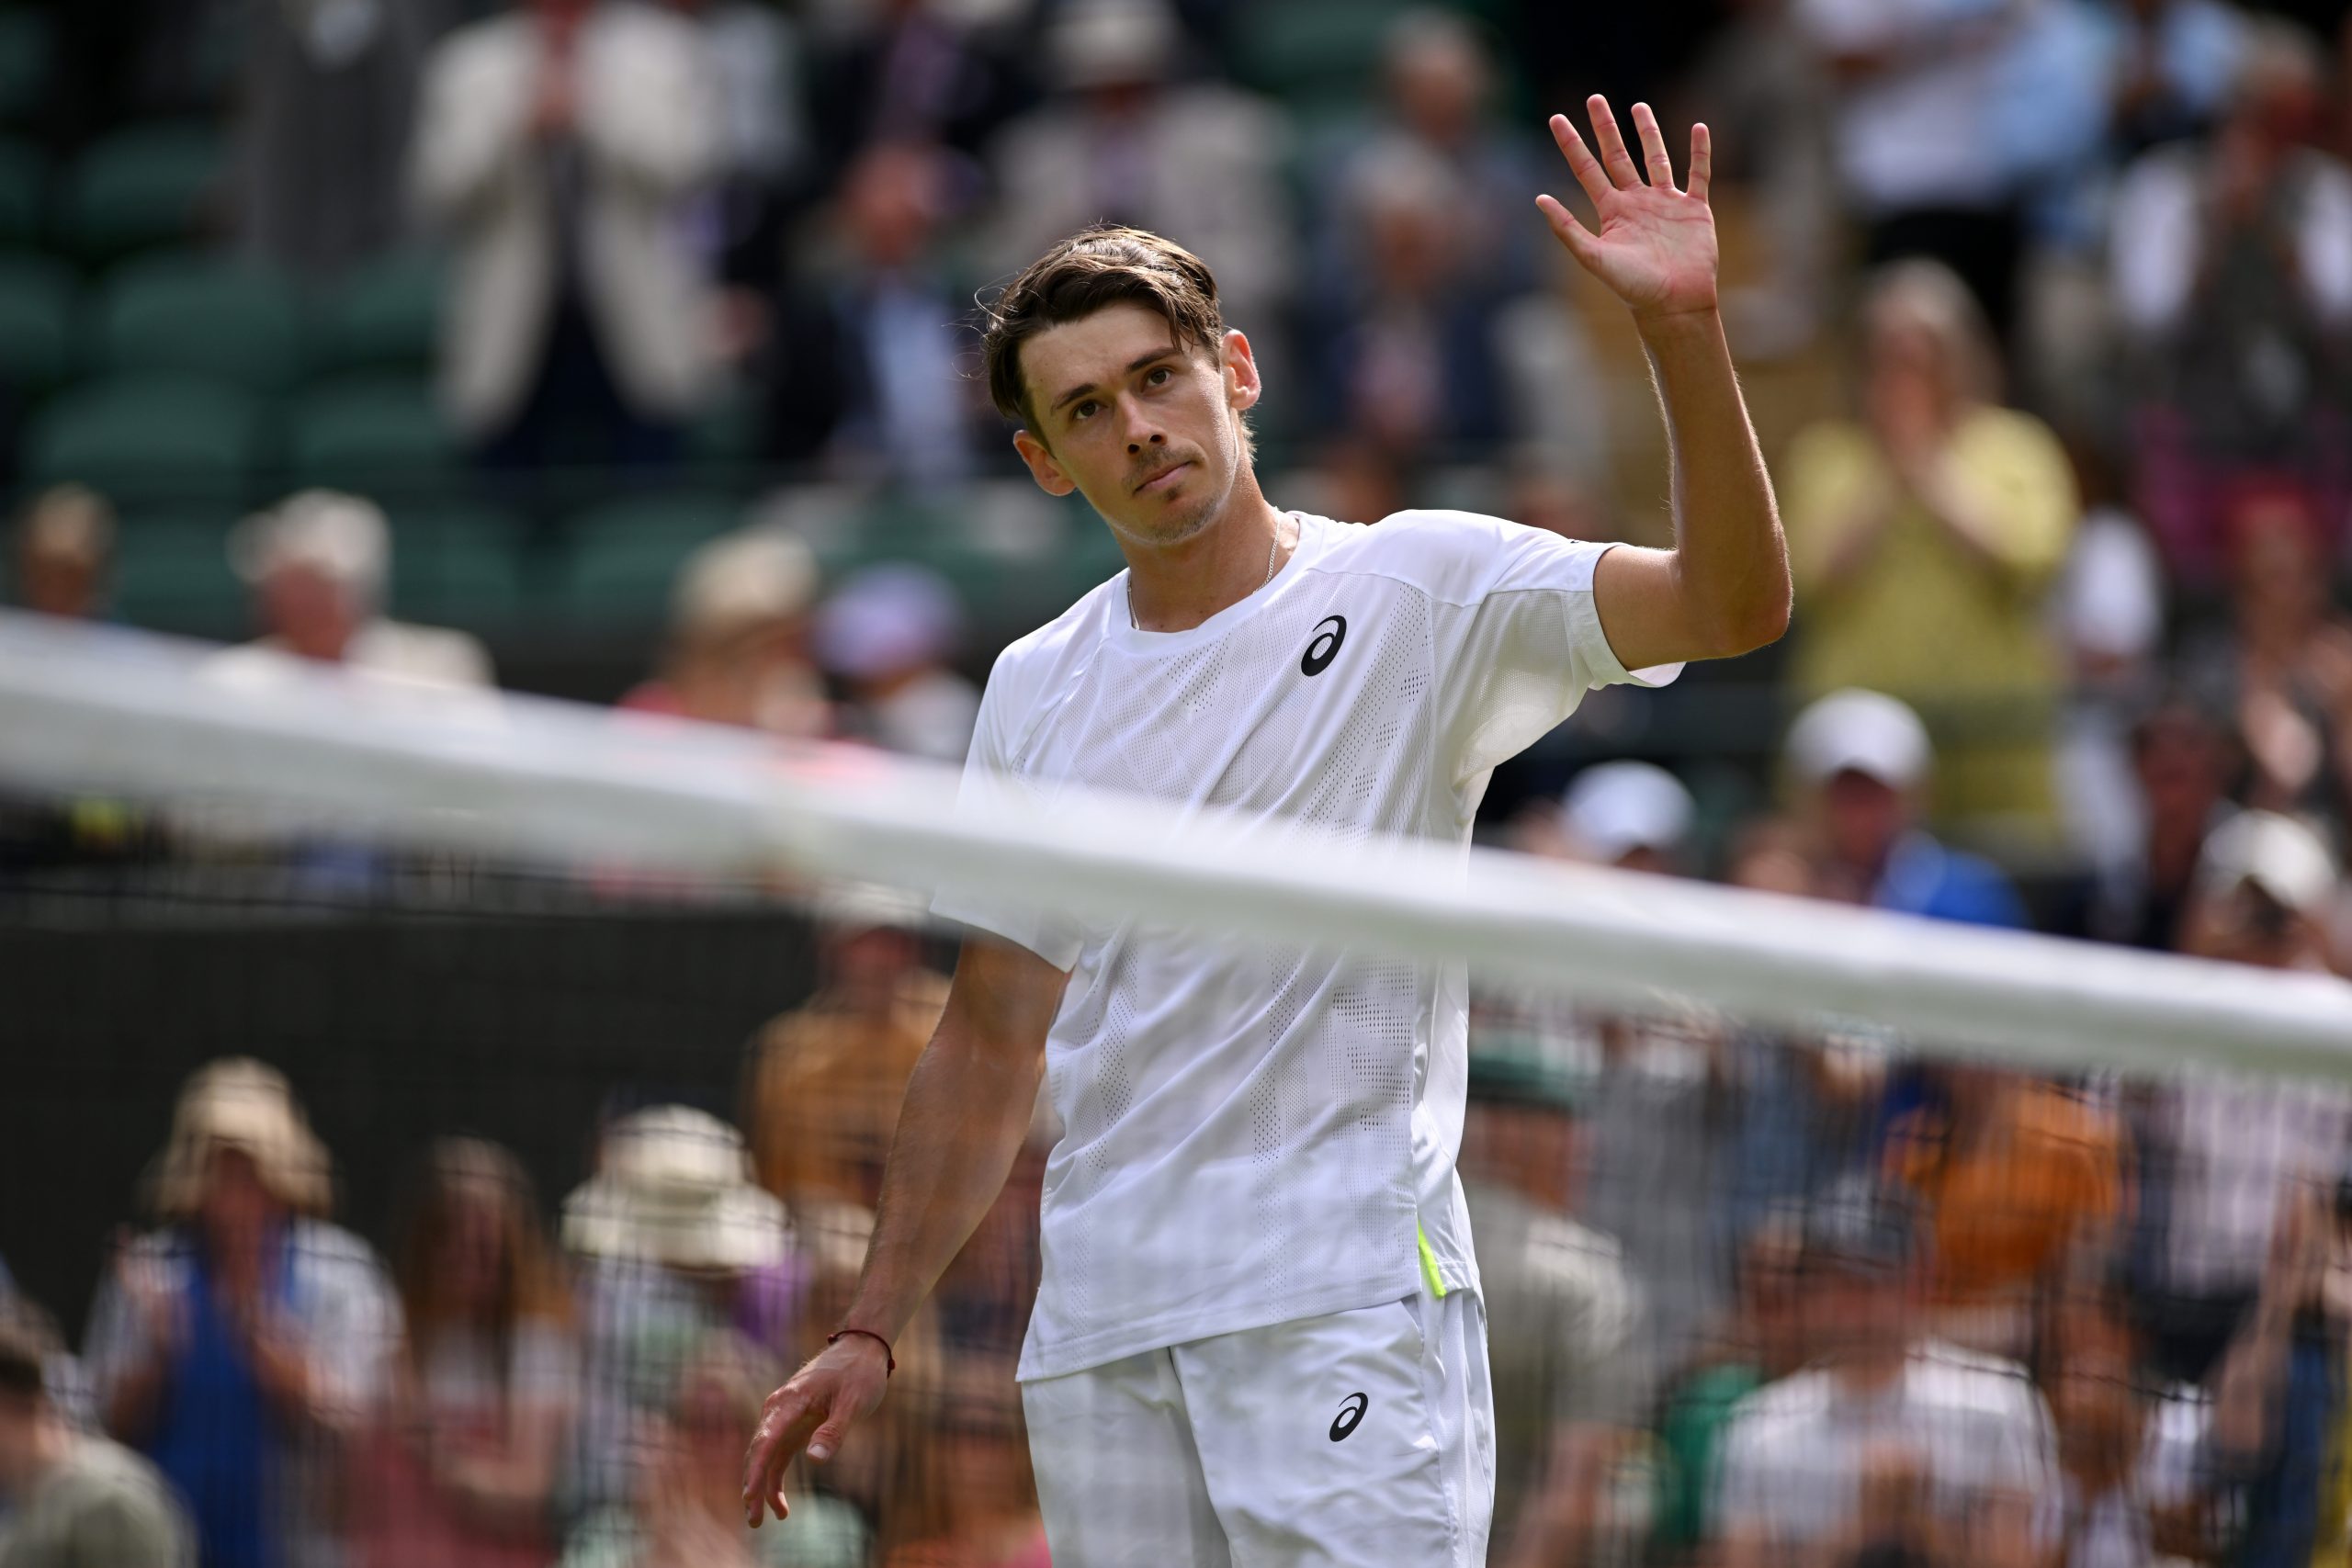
1329, 1392, 1369, 1442
1301, 616, 1347, 677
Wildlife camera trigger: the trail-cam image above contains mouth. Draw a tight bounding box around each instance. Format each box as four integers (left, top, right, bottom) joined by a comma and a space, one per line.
1134, 461, 1191, 496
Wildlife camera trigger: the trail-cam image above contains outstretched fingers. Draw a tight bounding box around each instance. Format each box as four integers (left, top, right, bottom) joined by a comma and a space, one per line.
1688, 121, 1713, 203
1585, 95, 1643, 190
1548, 113, 1611, 208
1631, 102, 1676, 188
1534, 193, 1601, 269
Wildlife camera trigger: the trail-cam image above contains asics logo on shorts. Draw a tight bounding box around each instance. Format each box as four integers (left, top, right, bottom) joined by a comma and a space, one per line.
1301, 616, 1347, 676
1329, 1391, 1369, 1441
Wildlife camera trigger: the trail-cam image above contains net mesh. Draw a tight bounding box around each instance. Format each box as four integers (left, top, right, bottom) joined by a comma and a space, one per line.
6, 610, 2352, 1566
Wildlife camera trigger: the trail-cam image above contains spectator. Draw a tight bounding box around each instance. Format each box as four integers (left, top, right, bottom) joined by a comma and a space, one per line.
238, 0, 435, 279
803, 0, 1032, 175
0, 1310, 191, 1568
1793, 0, 2030, 333
1786, 687, 2031, 927
745, 881, 946, 1213
2112, 18, 2352, 584
10, 487, 114, 622
1456, 1051, 1650, 1567
814, 566, 979, 763
2182, 485, 2352, 830
2041, 1295, 2213, 1567
85, 1058, 401, 1568
1884, 1064, 2126, 1344
1555, 760, 1697, 874
985, 0, 1293, 349
619, 528, 828, 738
413, 0, 720, 471
763, 142, 987, 486
349, 1139, 577, 1568
2101, 0, 2247, 157
558, 1331, 867, 1568
1712, 1188, 2060, 1563
1782, 261, 2078, 840
209, 491, 495, 690
2047, 462, 2169, 871
2060, 700, 2233, 952
873, 1361, 1046, 1568
560, 1106, 798, 1512
2179, 808, 2342, 974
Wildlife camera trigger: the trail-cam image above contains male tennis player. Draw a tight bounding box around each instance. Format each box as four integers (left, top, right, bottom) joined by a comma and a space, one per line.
745, 96, 1788, 1563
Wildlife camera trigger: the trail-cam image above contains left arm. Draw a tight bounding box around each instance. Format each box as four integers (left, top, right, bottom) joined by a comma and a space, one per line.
1538, 97, 1790, 670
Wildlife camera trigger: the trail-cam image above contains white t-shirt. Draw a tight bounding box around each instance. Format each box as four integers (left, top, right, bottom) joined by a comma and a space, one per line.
931, 509, 1676, 1380
1714, 1340, 2061, 1549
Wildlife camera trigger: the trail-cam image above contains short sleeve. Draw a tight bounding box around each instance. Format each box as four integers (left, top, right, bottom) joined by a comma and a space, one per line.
927, 663, 1085, 971
1709, 1404, 1778, 1539
1430, 515, 1680, 788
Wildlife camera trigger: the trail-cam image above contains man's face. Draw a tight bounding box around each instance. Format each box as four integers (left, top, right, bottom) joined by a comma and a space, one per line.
1011, 303, 1258, 549
1823, 769, 1909, 872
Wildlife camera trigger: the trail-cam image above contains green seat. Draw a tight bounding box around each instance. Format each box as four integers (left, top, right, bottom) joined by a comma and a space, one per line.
0, 12, 51, 123
315, 250, 444, 373
686, 377, 763, 466
26, 372, 264, 508
388, 502, 529, 628
1231, 0, 1411, 103
62, 122, 223, 260
288, 374, 450, 495
95, 254, 302, 392
555, 492, 743, 626
108, 509, 246, 635
0, 251, 75, 386
0, 135, 41, 245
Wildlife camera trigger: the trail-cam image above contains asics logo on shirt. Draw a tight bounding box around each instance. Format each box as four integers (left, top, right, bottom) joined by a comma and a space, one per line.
1329, 1392, 1369, 1441
1301, 616, 1347, 677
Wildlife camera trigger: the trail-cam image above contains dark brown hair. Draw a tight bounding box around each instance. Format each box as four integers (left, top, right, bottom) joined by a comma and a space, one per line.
392, 1138, 570, 1383
980, 225, 1227, 431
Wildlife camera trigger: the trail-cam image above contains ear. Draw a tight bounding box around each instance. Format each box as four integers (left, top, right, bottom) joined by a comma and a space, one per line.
1012, 429, 1077, 498
1221, 329, 1261, 414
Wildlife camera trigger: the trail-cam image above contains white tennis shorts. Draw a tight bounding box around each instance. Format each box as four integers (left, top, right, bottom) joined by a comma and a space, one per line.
1020, 1283, 1495, 1566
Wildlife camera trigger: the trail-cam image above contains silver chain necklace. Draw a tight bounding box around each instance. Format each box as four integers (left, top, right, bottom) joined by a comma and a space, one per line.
1128, 522, 1283, 631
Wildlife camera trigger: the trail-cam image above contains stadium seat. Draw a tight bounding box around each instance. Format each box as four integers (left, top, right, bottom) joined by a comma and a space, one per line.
0, 251, 76, 387
388, 501, 530, 629
554, 491, 744, 626
0, 11, 51, 124
313, 250, 444, 374
107, 508, 247, 636
287, 374, 452, 496
24, 372, 265, 508
94, 253, 303, 392
1230, 0, 1412, 105
0, 135, 42, 245
61, 122, 223, 260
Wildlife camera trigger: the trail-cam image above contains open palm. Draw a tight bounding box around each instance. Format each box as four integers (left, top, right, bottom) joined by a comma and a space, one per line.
1537, 96, 1718, 321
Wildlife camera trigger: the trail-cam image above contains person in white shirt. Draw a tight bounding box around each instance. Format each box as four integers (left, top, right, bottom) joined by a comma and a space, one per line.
742, 96, 1791, 1565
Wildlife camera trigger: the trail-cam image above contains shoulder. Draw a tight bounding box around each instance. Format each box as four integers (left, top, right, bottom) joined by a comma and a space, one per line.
1911, 1341, 2045, 1419
289, 1220, 391, 1289
432, 12, 532, 73
597, 0, 702, 51
975, 584, 1116, 739
1955, 405, 2067, 468
1781, 418, 1878, 475
1312, 509, 1605, 603
1724, 1366, 1837, 1447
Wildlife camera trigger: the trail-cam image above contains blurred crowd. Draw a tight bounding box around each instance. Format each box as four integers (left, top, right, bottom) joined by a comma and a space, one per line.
10, 0, 2352, 1563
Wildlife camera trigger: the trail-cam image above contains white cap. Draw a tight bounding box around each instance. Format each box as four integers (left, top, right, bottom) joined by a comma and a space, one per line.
2199, 810, 2339, 918
1786, 689, 1933, 790
815, 564, 962, 681
1561, 761, 1695, 863
230, 490, 390, 603
671, 527, 817, 642
1050, 0, 1180, 88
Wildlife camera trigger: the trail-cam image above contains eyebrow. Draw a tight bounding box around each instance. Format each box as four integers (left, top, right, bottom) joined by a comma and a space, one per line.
1046, 347, 1182, 418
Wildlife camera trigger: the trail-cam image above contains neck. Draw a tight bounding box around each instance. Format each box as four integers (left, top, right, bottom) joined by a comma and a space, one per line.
1120, 468, 1286, 634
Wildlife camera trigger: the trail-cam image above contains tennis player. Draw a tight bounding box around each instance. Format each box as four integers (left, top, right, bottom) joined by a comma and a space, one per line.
745, 96, 1788, 1563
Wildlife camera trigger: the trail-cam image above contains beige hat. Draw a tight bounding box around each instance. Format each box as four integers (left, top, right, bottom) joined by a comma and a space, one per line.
1786, 689, 1934, 791
2199, 810, 2340, 918
670, 527, 818, 644
149, 1058, 334, 1218
1049, 0, 1180, 89
562, 1106, 789, 1272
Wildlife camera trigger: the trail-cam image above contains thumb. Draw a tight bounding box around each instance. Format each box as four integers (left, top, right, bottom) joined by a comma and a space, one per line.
806, 1415, 848, 1464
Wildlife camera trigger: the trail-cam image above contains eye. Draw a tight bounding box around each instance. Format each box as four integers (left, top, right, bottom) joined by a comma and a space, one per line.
1145, 367, 1172, 388
1071, 400, 1100, 422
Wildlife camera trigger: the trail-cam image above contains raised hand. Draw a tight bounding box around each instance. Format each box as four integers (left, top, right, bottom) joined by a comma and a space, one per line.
1537, 96, 1718, 321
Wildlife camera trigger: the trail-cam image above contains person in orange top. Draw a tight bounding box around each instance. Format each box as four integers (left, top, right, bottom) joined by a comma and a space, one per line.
1887, 1065, 2128, 1320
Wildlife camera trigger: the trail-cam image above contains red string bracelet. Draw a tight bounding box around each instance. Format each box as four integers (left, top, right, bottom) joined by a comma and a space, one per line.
827, 1327, 896, 1376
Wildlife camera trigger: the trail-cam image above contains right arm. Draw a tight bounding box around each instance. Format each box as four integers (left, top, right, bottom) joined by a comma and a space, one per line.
741, 932, 1069, 1527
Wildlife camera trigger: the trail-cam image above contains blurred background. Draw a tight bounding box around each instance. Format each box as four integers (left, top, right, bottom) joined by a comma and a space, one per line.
8, 0, 2352, 1563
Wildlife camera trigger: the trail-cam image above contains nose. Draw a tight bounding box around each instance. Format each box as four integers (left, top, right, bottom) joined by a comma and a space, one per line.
1120, 398, 1167, 456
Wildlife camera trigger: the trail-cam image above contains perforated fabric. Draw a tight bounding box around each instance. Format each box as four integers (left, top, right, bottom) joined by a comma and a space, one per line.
932, 509, 1679, 1380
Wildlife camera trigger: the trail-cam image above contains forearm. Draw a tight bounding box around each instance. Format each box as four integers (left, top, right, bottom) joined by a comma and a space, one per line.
840, 1028, 1046, 1343
1638, 308, 1789, 651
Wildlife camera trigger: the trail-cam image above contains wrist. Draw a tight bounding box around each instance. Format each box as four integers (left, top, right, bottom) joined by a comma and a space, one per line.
827, 1326, 896, 1376
1631, 299, 1723, 340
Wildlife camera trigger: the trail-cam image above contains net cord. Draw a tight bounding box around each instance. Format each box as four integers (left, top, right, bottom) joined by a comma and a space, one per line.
5, 610, 2350, 1082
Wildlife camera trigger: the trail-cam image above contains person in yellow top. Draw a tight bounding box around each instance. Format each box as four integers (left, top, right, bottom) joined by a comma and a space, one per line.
1782, 259, 2079, 841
